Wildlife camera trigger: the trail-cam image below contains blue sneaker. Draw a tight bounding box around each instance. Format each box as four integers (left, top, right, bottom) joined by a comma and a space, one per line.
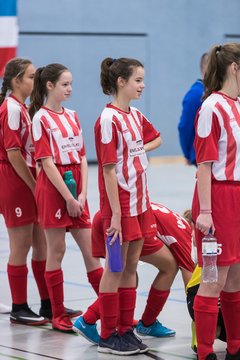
136, 319, 176, 337
72, 316, 99, 345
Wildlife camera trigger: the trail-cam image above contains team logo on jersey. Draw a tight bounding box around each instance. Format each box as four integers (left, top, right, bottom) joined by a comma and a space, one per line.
61, 136, 81, 152
129, 139, 145, 157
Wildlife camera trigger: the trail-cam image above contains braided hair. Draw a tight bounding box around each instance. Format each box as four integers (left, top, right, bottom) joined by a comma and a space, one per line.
0, 57, 32, 105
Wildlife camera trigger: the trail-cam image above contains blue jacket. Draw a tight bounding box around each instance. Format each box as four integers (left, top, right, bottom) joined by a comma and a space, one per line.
178, 79, 204, 165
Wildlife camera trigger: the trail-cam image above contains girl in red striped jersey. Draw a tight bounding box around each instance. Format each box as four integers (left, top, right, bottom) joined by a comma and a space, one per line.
94, 57, 161, 355
192, 43, 240, 360
0, 58, 50, 326
29, 63, 103, 333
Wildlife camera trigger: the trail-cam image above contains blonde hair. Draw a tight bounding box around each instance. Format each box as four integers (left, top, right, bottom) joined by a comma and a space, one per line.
182, 209, 192, 225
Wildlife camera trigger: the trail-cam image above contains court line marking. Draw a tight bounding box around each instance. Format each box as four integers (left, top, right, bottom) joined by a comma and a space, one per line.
0, 352, 26, 360
147, 349, 196, 359
144, 351, 165, 360
0, 345, 63, 360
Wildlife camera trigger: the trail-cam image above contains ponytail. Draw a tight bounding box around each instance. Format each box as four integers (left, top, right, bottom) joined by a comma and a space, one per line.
100, 57, 116, 95
0, 57, 32, 106
29, 63, 68, 119
202, 45, 222, 101
203, 42, 240, 101
29, 67, 46, 119
0, 79, 9, 106
100, 57, 143, 96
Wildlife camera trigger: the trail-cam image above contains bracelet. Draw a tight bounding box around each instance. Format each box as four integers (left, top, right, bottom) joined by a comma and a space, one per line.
200, 209, 212, 214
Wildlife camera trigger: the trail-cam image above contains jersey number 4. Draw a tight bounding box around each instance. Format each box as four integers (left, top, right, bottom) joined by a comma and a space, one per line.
55, 209, 62, 219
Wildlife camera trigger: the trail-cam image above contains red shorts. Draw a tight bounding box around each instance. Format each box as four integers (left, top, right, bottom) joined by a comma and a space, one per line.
92, 208, 158, 257
192, 181, 240, 266
140, 236, 164, 257
35, 164, 91, 229
168, 242, 195, 272
0, 163, 37, 227
102, 207, 157, 242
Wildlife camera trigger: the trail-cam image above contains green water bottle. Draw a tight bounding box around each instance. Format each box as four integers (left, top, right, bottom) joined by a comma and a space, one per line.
63, 171, 77, 199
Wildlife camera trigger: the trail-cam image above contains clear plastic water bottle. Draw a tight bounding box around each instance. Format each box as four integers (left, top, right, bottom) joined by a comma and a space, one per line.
106, 235, 123, 272
63, 171, 77, 199
202, 230, 218, 283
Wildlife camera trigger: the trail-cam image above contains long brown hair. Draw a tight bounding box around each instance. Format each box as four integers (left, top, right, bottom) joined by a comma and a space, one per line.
100, 57, 143, 95
29, 63, 68, 119
0, 57, 32, 106
203, 43, 240, 100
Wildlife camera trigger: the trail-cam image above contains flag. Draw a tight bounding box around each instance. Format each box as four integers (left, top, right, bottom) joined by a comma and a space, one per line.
0, 0, 18, 77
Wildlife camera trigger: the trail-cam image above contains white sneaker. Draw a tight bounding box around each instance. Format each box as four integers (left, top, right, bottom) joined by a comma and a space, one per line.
0, 303, 11, 314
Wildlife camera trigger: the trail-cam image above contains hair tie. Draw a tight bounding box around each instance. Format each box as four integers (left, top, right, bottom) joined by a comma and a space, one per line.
216, 45, 222, 56
112, 58, 117, 64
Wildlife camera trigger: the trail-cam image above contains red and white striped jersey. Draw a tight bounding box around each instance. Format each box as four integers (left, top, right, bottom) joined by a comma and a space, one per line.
32, 106, 85, 165
194, 92, 240, 181
151, 202, 192, 245
95, 104, 160, 217
0, 95, 35, 167
151, 202, 195, 271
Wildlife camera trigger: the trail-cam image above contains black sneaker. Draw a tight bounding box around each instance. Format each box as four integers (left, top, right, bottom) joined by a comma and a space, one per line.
98, 332, 140, 355
205, 354, 217, 360
64, 307, 83, 318
225, 348, 240, 360
122, 329, 149, 353
39, 306, 82, 320
39, 306, 52, 319
10, 307, 49, 326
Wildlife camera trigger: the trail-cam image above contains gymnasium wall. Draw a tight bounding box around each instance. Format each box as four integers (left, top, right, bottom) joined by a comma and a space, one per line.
18, 0, 240, 160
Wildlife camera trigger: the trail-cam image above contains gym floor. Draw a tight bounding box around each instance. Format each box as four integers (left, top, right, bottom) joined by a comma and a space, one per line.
0, 161, 227, 359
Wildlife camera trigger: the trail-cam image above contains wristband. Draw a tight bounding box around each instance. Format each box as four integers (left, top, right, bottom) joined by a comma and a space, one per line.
200, 209, 212, 214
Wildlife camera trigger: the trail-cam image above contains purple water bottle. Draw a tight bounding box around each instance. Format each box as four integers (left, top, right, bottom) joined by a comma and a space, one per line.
106, 235, 123, 272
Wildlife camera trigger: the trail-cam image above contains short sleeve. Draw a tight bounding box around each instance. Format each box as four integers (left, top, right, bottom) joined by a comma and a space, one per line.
2, 101, 22, 151
142, 114, 160, 144
74, 113, 86, 157
194, 105, 221, 164
32, 114, 52, 160
96, 116, 118, 165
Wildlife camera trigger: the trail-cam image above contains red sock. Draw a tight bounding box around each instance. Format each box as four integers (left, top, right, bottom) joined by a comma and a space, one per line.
83, 298, 100, 324
141, 287, 170, 326
193, 294, 219, 360
31, 259, 49, 300
99, 292, 119, 339
7, 263, 28, 304
118, 287, 136, 335
87, 267, 103, 295
220, 290, 240, 355
44, 269, 65, 318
